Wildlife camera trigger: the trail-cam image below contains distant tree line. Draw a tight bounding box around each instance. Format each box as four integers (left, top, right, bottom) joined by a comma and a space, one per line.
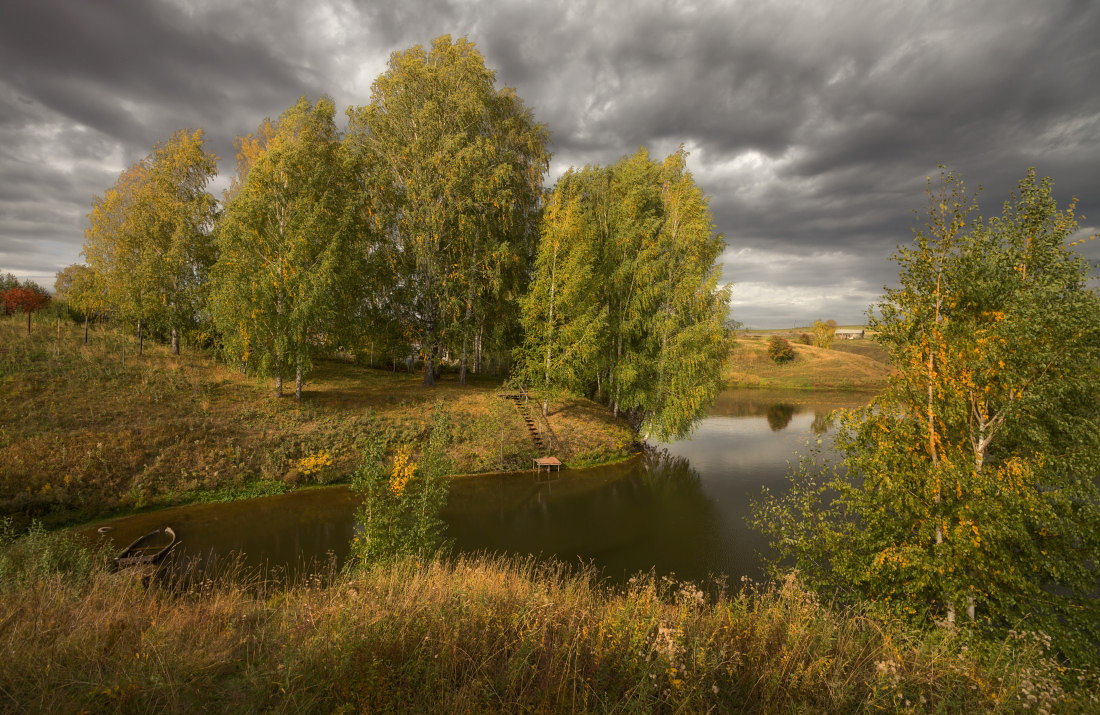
53, 35, 730, 439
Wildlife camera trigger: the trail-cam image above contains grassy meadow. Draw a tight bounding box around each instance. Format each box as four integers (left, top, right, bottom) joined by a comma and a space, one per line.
0, 316, 635, 530
726, 332, 891, 391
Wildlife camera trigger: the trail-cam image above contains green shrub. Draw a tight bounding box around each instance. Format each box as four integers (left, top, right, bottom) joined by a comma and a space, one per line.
0, 518, 104, 590
767, 336, 795, 364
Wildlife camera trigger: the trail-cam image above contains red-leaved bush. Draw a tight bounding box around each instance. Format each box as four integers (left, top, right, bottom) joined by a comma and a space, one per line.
0, 286, 50, 315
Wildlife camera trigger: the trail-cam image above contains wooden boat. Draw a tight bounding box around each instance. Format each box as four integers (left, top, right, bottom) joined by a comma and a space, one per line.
114, 527, 178, 570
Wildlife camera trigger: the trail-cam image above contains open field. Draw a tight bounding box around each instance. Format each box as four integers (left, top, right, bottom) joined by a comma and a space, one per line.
726, 333, 892, 391
0, 528, 1086, 713
0, 317, 635, 529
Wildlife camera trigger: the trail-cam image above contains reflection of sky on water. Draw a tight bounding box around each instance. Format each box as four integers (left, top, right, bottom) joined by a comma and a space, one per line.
662, 413, 824, 484
644, 391, 869, 582
648, 413, 830, 582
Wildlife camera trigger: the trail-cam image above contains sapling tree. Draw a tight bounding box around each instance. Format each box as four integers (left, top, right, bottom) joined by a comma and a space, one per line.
349, 406, 453, 566
810, 319, 836, 348
54, 264, 100, 344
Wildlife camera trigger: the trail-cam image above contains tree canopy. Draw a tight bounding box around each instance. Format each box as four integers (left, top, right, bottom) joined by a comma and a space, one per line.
346, 35, 550, 386
517, 147, 731, 440
69, 36, 731, 448
82, 129, 217, 353
210, 96, 366, 399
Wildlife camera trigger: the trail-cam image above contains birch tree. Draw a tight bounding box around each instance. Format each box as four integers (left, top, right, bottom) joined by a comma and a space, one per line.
82, 129, 217, 354
755, 170, 1100, 665
346, 35, 549, 386
519, 148, 731, 439
515, 169, 606, 416
211, 96, 365, 399
641, 149, 730, 439
53, 263, 100, 343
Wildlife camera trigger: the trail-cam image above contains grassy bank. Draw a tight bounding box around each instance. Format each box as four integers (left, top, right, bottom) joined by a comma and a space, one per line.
2, 527, 1090, 713
727, 333, 891, 391
0, 319, 635, 529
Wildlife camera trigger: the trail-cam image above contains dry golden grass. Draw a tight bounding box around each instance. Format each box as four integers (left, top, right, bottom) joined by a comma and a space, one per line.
0, 319, 634, 528
1, 528, 1088, 713
544, 397, 638, 467
727, 334, 892, 391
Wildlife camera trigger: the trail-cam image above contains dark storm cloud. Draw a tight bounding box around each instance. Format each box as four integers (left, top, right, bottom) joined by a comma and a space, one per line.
1, 0, 1097, 326
0, 0, 312, 148
458, 0, 1100, 324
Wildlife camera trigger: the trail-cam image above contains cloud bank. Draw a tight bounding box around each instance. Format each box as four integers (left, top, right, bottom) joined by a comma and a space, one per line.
1, 0, 1097, 326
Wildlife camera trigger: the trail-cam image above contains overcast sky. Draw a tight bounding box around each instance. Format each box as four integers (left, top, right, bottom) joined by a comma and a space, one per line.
1, 0, 1097, 327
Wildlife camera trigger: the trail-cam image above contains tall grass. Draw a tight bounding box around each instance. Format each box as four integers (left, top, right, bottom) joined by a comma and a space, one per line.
1, 526, 1091, 712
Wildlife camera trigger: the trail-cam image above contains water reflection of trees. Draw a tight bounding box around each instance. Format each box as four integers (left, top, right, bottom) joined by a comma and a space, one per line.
442, 448, 727, 584
709, 389, 871, 419
765, 404, 795, 431
811, 410, 832, 435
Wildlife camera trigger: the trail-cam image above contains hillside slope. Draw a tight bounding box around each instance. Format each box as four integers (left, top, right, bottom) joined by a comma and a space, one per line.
726, 334, 891, 391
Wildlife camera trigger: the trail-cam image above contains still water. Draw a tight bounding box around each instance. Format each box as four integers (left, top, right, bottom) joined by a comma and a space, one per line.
80, 389, 871, 583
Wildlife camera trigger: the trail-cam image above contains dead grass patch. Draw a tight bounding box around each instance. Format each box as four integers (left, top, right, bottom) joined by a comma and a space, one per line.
1, 529, 1085, 713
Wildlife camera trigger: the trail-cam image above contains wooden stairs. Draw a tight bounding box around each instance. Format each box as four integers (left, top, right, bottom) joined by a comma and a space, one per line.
501, 392, 547, 453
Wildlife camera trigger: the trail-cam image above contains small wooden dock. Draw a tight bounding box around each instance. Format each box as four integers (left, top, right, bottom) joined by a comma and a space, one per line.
534, 456, 562, 475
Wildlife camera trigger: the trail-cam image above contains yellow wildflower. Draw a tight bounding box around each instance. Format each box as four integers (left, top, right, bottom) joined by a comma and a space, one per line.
390, 445, 417, 496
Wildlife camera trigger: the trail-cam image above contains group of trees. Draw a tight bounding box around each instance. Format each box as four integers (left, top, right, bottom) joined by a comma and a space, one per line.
71, 36, 553, 399
61, 35, 730, 427
1, 273, 51, 335
1, 273, 50, 317
26, 28, 1100, 670
756, 169, 1100, 665
515, 148, 732, 440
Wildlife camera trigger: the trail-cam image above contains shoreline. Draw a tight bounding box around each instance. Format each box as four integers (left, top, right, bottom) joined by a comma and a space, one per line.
61, 448, 647, 536
1, 323, 638, 533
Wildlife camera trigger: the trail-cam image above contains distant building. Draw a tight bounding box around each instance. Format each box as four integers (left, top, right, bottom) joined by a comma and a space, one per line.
835, 329, 865, 340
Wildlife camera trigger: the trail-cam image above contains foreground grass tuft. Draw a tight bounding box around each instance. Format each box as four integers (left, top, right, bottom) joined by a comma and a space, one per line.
1, 527, 1093, 712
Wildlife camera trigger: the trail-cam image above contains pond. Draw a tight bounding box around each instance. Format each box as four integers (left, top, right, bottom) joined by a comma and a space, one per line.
79, 389, 872, 584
